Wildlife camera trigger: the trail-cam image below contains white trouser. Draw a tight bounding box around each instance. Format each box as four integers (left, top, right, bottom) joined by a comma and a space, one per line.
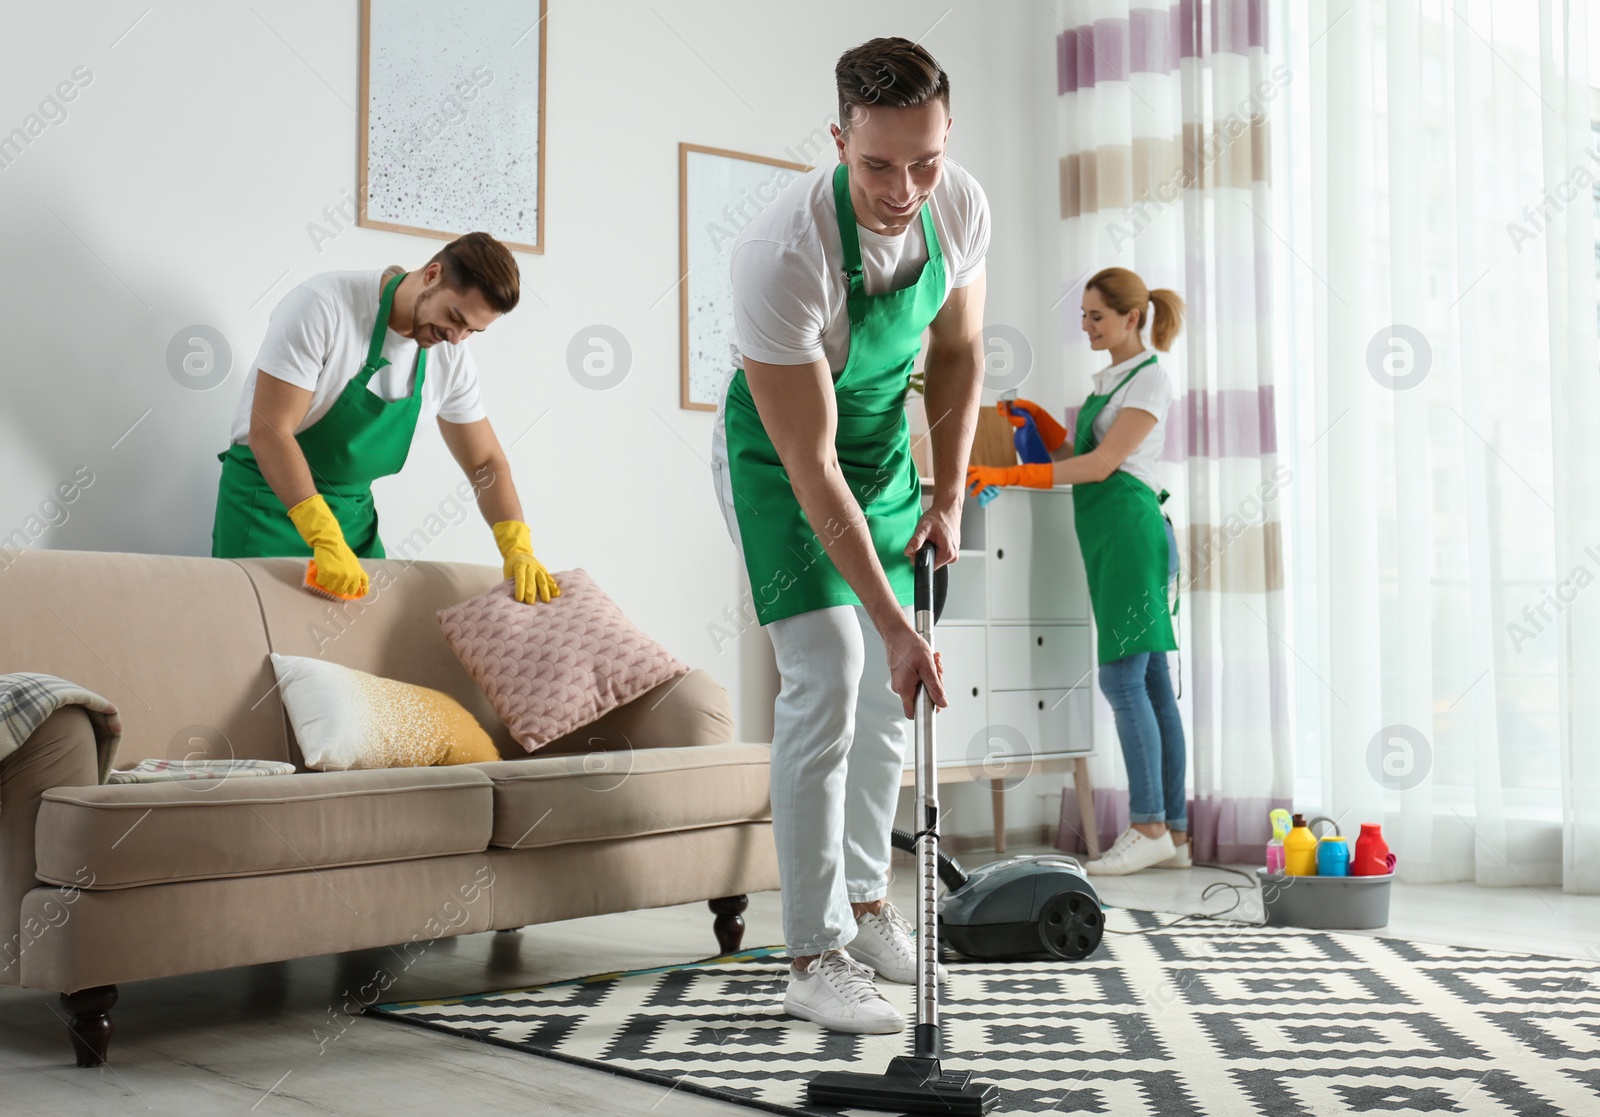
711, 430, 909, 955
765, 604, 910, 956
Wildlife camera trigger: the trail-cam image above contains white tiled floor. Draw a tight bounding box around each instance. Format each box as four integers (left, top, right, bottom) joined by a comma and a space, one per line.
1, 849, 1595, 1115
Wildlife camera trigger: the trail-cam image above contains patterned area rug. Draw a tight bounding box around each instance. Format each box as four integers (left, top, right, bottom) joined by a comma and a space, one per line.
367, 909, 1600, 1115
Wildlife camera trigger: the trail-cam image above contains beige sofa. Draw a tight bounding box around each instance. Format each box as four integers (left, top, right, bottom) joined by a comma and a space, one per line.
0, 550, 778, 1066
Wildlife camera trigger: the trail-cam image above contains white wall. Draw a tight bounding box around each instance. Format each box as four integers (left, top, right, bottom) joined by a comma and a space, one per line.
0, 0, 1072, 841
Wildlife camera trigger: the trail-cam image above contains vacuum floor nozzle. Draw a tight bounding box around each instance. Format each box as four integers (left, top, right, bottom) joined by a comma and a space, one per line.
807, 1056, 999, 1116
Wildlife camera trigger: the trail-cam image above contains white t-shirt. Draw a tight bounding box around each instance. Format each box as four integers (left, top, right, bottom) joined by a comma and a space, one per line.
1087, 350, 1172, 490
724, 159, 990, 378
227, 270, 487, 445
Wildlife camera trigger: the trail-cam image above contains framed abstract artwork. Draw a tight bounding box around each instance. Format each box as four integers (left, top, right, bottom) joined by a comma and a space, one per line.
359, 0, 547, 253
678, 143, 811, 411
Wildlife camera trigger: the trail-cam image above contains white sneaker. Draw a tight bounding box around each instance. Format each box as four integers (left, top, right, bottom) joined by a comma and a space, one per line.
1086, 829, 1176, 876
1155, 841, 1192, 870
784, 950, 906, 1034
844, 902, 949, 985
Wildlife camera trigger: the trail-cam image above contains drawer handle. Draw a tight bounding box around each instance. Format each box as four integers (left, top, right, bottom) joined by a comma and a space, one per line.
971, 687, 980, 697
1037, 700, 1045, 710
996, 548, 1004, 559
1036, 636, 1044, 646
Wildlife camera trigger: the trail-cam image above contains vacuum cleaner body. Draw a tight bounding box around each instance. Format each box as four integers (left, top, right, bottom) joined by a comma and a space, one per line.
939, 854, 1104, 962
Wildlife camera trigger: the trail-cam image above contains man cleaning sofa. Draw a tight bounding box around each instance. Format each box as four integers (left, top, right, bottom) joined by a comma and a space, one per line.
211, 231, 559, 609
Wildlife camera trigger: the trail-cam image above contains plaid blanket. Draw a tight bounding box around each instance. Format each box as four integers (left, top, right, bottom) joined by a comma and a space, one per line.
106, 759, 296, 784
0, 672, 121, 782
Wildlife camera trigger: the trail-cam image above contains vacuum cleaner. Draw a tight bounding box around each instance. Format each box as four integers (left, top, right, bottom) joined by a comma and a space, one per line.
806, 545, 1105, 1116
889, 834, 1103, 962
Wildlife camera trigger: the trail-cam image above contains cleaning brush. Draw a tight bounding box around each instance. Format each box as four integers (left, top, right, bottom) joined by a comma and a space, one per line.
303, 560, 366, 602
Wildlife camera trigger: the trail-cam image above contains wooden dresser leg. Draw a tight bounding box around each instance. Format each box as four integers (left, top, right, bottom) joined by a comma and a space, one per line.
62, 985, 117, 1068
991, 778, 1006, 854
1073, 757, 1100, 859
709, 895, 748, 955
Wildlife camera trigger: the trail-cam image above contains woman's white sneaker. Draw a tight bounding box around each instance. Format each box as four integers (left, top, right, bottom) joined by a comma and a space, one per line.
784, 950, 906, 1034
1155, 841, 1192, 869
1086, 829, 1176, 876
844, 902, 949, 985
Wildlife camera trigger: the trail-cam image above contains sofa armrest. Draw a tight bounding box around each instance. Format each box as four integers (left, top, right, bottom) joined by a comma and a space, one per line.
0, 705, 101, 985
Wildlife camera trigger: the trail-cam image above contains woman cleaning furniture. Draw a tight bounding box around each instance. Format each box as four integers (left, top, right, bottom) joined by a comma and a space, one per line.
967, 266, 1188, 877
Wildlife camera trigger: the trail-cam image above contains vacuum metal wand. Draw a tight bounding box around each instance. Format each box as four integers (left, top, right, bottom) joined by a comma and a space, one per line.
912, 544, 940, 1058
805, 542, 998, 1115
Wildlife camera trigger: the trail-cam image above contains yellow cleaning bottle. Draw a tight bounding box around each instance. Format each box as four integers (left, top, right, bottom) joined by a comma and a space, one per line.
1285, 813, 1319, 876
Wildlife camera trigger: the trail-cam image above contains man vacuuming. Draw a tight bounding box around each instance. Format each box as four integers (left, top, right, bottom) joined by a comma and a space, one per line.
211, 232, 558, 606
711, 37, 988, 1034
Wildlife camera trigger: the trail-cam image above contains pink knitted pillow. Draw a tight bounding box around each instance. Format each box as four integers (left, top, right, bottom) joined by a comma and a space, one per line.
437, 570, 690, 752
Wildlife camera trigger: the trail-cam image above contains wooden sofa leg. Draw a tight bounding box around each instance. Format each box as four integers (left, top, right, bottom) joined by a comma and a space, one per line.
62, 985, 117, 1067
709, 895, 748, 954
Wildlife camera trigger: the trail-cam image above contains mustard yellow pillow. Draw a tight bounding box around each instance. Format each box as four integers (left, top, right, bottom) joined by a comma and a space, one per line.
269, 653, 500, 770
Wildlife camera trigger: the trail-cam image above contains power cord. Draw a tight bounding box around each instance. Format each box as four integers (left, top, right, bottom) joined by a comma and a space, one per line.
1101, 862, 1269, 934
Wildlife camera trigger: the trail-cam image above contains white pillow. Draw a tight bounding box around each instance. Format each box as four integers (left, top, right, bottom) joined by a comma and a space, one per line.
268, 653, 499, 770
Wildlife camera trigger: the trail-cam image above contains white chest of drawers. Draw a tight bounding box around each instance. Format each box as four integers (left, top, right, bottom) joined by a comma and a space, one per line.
906, 484, 1099, 855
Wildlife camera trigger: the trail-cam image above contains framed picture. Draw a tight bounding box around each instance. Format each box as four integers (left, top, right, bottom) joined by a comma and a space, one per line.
678, 143, 811, 411
358, 0, 547, 254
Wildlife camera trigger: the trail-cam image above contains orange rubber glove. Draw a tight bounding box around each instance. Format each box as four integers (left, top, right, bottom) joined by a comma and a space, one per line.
492, 520, 561, 605
286, 494, 369, 600
966, 462, 1055, 497
997, 398, 1069, 452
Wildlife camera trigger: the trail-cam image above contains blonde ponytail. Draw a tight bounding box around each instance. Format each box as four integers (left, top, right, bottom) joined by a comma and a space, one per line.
1148, 288, 1185, 351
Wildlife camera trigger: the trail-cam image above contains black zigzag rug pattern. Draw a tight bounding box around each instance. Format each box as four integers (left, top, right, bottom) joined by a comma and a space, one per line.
367, 909, 1600, 1116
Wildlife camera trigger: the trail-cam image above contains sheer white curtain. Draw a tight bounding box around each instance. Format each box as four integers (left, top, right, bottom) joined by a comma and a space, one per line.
1274, 0, 1600, 890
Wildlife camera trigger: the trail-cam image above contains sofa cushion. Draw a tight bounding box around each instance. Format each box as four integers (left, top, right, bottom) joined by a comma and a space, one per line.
35, 768, 492, 890
438, 572, 690, 753
539, 668, 734, 755
0, 551, 288, 766
479, 742, 771, 850
232, 557, 518, 761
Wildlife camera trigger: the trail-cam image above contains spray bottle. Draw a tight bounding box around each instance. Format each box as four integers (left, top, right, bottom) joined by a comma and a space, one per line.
1265, 808, 1292, 873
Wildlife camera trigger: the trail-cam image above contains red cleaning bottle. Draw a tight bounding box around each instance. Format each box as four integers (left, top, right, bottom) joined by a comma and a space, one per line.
1352, 823, 1392, 876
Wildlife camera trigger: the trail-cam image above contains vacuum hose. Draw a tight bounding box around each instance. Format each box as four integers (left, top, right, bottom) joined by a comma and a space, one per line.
890, 826, 970, 892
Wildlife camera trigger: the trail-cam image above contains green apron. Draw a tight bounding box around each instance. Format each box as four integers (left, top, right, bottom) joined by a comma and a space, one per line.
211, 271, 425, 559
1072, 354, 1178, 664
723, 164, 946, 626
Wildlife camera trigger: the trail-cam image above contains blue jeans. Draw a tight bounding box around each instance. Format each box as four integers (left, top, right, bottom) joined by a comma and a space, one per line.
1098, 652, 1187, 829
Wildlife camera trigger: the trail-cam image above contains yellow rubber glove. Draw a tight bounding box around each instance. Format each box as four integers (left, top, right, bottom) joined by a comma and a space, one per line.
286, 494, 369, 600
966, 462, 1055, 498
492, 520, 560, 604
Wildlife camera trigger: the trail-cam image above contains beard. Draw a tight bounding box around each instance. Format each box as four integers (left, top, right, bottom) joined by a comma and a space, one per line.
412, 287, 440, 344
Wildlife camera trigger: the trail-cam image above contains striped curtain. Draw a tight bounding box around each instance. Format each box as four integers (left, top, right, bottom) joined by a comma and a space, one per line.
1049, 0, 1290, 863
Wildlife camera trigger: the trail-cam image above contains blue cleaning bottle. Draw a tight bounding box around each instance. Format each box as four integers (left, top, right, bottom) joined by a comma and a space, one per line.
1013, 412, 1052, 464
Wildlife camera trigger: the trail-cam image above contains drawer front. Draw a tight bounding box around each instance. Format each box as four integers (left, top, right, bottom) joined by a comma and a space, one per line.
986, 490, 1090, 622
924, 624, 988, 768
987, 687, 1093, 761
986, 624, 1092, 693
